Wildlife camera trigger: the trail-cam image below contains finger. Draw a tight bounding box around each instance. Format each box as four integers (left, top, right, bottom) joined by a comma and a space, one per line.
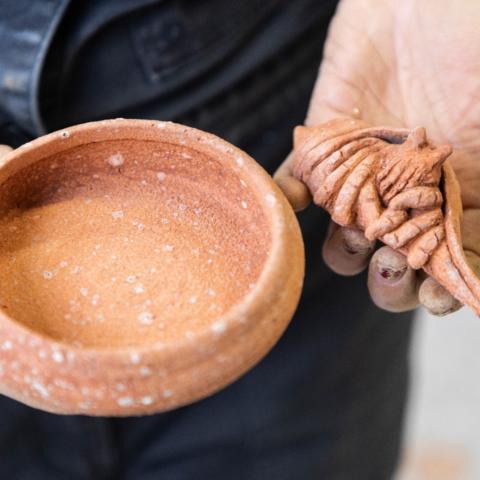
322, 222, 375, 276
368, 246, 419, 312
273, 153, 311, 212
0, 145, 12, 160
418, 277, 462, 316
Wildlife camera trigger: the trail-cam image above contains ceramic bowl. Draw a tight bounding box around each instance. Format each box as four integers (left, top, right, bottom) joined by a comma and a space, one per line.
0, 119, 304, 415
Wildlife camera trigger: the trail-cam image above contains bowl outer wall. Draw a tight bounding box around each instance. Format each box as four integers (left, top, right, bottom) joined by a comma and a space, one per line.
0, 119, 305, 415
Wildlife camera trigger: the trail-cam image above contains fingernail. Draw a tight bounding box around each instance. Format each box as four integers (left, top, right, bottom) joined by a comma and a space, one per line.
342, 239, 370, 255
341, 229, 374, 255
375, 248, 408, 280
434, 306, 459, 317
378, 263, 407, 280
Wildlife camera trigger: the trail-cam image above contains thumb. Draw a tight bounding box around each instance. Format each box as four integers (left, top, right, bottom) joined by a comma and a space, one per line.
273, 152, 311, 212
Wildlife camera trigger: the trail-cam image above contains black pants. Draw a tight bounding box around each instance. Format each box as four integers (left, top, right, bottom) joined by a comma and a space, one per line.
0, 1, 413, 478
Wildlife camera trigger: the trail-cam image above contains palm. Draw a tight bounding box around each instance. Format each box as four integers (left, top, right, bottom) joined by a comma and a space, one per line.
307, 0, 480, 257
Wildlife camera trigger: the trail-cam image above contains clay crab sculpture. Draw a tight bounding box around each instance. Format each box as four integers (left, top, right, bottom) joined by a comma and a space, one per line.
293, 118, 480, 315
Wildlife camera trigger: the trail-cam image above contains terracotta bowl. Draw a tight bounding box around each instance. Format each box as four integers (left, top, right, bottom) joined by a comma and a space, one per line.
0, 119, 304, 415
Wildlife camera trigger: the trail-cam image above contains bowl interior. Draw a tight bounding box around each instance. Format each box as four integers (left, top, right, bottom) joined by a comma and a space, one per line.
0, 138, 271, 349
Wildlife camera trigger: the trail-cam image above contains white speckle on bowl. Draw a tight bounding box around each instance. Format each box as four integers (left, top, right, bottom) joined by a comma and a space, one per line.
265, 194, 276, 206
115, 383, 126, 392
126, 275, 137, 284
162, 389, 173, 398
133, 284, 145, 294
163, 244, 174, 252
141, 396, 154, 405
156, 171, 167, 181
92, 294, 100, 306
138, 311, 154, 325
80, 287, 88, 297
107, 153, 124, 167
1, 340, 12, 350
236, 156, 244, 166
130, 352, 141, 364
112, 210, 124, 219
54, 378, 74, 390
52, 351, 64, 363
139, 366, 152, 377
211, 321, 226, 333
207, 288, 216, 297
188, 296, 197, 305
43, 271, 53, 280
32, 381, 49, 398
241, 201, 248, 209
117, 397, 134, 407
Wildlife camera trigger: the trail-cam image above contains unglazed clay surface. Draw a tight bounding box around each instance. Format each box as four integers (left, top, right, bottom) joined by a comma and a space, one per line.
0, 120, 304, 415
0, 140, 268, 348
293, 118, 480, 314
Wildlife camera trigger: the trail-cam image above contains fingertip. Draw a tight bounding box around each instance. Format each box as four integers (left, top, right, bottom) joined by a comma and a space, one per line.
274, 174, 311, 211
418, 277, 462, 316
0, 145, 12, 159
273, 152, 311, 212
322, 223, 375, 276
367, 246, 419, 312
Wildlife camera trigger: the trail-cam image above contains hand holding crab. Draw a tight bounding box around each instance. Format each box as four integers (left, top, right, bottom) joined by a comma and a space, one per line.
275, 0, 480, 315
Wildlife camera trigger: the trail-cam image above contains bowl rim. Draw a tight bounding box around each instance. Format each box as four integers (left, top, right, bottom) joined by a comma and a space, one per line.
0, 119, 299, 372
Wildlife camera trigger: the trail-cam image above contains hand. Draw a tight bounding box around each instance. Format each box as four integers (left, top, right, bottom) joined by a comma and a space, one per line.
0, 145, 12, 160
275, 0, 480, 315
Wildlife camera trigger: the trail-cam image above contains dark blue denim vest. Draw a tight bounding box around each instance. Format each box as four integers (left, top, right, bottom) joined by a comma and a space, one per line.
0, 0, 335, 149
0, 0, 68, 142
